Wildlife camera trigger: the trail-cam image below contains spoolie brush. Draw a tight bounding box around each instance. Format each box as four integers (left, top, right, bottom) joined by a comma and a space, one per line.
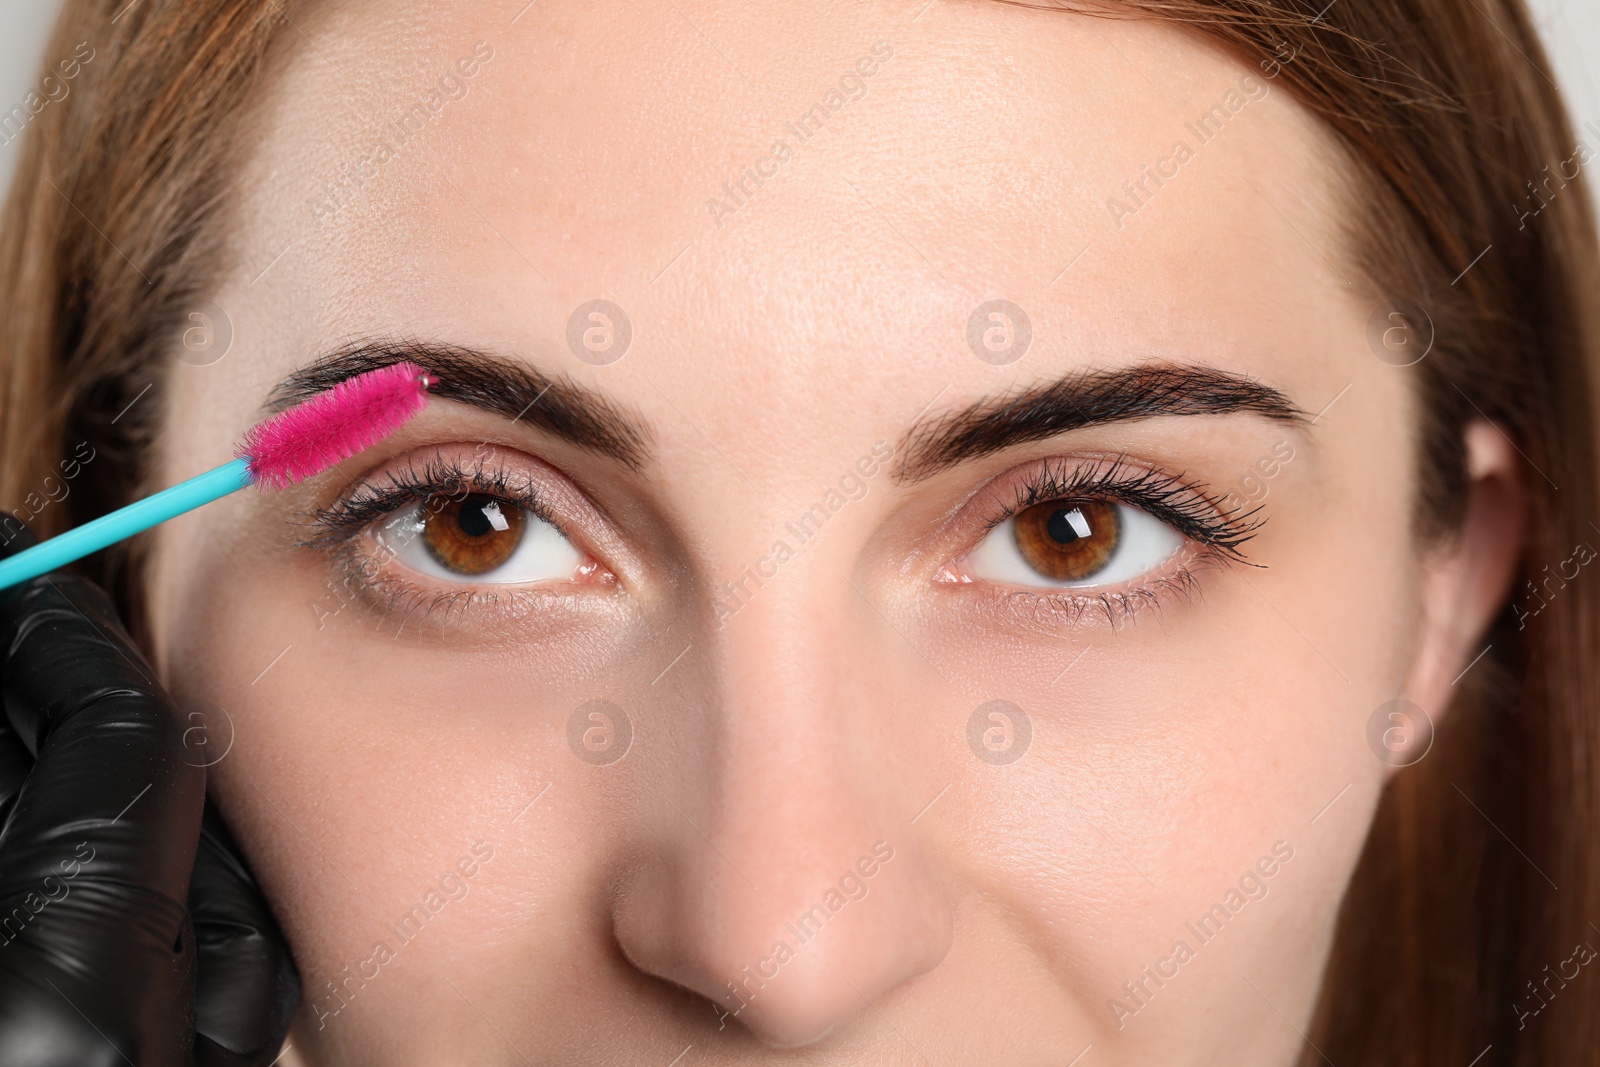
0, 361, 435, 591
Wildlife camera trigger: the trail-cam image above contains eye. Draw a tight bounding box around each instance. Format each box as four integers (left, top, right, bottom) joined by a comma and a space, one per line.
965, 497, 1184, 588
375, 492, 587, 584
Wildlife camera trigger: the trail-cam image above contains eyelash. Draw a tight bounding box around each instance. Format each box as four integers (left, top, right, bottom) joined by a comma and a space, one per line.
294, 454, 582, 629
294, 451, 1262, 631
959, 455, 1264, 627
298, 454, 559, 549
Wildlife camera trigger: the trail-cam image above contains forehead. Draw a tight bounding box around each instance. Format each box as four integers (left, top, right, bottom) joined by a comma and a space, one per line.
221, 0, 1360, 446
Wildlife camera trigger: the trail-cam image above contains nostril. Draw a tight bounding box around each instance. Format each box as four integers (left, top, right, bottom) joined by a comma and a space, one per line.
714, 978, 863, 1049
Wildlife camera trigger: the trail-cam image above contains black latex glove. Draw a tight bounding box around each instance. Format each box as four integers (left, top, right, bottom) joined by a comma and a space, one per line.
0, 525, 298, 1066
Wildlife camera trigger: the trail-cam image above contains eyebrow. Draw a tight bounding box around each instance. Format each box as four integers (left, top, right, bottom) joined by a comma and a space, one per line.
895, 364, 1307, 482
261, 339, 654, 470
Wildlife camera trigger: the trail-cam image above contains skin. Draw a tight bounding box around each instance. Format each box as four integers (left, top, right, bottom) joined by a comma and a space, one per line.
144, 0, 1524, 1063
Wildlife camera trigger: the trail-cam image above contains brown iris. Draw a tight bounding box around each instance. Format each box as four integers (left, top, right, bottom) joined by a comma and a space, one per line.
1012, 498, 1121, 581
420, 493, 524, 576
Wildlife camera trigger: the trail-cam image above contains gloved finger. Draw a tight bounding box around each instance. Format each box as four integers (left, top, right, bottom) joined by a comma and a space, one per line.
0, 716, 32, 832
0, 969, 150, 1067
0, 528, 41, 829
190, 804, 300, 1067
0, 551, 203, 1064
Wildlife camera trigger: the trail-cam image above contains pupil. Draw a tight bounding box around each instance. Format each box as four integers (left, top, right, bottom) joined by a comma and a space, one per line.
1046, 506, 1088, 544
457, 496, 494, 538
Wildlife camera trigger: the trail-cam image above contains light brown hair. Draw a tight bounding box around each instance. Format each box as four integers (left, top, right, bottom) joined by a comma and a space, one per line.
3, 0, 1597, 1061
1034, 2, 1600, 1062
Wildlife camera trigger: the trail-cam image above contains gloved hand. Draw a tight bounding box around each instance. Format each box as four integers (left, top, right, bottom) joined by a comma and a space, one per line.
0, 525, 298, 1066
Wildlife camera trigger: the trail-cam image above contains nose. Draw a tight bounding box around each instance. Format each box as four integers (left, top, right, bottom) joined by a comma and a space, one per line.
610, 580, 954, 1047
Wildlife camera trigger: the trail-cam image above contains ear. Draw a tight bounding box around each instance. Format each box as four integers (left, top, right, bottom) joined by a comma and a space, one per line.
1402, 420, 1527, 721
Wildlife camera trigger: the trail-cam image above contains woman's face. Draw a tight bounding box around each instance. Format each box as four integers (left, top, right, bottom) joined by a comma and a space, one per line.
145, 0, 1500, 1062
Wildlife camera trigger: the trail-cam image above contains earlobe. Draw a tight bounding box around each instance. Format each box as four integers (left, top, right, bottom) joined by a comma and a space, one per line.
1401, 420, 1527, 730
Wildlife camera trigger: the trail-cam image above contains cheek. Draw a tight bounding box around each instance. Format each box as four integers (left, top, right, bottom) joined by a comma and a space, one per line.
908, 480, 1420, 1042
149, 532, 670, 1050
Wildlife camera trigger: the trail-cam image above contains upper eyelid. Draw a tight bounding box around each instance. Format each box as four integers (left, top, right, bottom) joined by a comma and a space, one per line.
294, 451, 569, 549
1002, 455, 1203, 509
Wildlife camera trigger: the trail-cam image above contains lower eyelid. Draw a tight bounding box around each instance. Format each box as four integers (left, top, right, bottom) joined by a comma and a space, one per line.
317, 534, 612, 634
945, 564, 1208, 631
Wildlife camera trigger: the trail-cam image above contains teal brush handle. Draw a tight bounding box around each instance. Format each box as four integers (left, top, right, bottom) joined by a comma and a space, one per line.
0, 457, 254, 591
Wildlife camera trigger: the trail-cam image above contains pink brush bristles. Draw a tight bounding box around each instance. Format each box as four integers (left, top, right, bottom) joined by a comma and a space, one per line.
239, 361, 435, 489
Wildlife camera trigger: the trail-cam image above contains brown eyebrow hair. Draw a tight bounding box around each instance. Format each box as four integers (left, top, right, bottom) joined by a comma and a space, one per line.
894, 363, 1308, 482
262, 339, 655, 471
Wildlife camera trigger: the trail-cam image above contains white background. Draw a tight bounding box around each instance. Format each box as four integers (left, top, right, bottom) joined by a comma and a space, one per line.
1, 0, 1597, 210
